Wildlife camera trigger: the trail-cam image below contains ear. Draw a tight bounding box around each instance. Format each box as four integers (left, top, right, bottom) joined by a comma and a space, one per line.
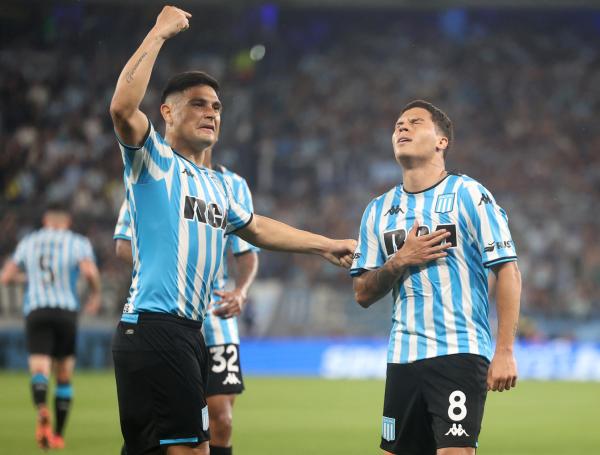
160, 103, 173, 126
436, 136, 449, 152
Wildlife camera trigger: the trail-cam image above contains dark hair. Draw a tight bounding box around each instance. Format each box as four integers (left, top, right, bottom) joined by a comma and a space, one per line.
44, 201, 70, 215
160, 71, 220, 103
400, 100, 453, 158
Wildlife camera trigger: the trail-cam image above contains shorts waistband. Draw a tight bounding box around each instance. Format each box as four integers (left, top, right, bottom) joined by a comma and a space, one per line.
121, 312, 203, 329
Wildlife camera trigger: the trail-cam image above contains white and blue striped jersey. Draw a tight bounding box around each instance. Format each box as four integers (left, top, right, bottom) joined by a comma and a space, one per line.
112, 165, 259, 344
113, 200, 131, 241
117, 123, 253, 323
204, 165, 259, 346
12, 228, 95, 315
350, 173, 517, 363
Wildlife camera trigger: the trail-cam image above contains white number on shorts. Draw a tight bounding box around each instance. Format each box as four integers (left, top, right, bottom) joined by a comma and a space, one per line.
210, 345, 239, 373
448, 390, 467, 422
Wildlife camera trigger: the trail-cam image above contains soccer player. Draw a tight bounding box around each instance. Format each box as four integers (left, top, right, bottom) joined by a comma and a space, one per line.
0, 204, 101, 450
109, 6, 356, 455
351, 100, 521, 455
112, 150, 259, 455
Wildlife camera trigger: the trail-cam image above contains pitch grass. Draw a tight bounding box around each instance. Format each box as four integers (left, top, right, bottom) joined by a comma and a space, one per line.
0, 372, 598, 454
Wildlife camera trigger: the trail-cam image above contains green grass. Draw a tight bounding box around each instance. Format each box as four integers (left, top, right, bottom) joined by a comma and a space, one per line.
0, 372, 597, 454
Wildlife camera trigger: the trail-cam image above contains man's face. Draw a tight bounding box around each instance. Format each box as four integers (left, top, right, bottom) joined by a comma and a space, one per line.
163, 84, 222, 150
392, 107, 446, 163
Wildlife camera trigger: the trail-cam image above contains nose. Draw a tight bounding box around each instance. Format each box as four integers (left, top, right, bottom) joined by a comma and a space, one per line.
396, 124, 408, 133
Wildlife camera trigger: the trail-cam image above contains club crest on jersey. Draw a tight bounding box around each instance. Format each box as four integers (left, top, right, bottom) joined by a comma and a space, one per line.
184, 195, 227, 230
435, 193, 455, 213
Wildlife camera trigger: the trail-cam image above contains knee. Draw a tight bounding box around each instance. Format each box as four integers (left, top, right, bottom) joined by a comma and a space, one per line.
437, 448, 476, 455
210, 410, 233, 435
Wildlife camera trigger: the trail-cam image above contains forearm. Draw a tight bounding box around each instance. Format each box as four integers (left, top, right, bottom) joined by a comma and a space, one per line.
110, 29, 165, 117
233, 252, 258, 296
353, 259, 406, 308
494, 262, 521, 352
238, 215, 331, 257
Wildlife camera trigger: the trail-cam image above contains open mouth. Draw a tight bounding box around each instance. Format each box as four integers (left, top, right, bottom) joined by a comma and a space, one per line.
199, 125, 215, 133
397, 137, 412, 144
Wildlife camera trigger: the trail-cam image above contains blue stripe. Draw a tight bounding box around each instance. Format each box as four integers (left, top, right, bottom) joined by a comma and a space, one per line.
356, 201, 375, 271
55, 384, 73, 399
121, 314, 139, 324
458, 182, 493, 359
31, 373, 48, 385
385, 188, 402, 362
196, 173, 216, 320
159, 437, 198, 445
399, 192, 415, 363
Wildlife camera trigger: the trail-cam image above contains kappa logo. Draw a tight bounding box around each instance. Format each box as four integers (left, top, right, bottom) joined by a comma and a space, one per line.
182, 168, 195, 178
385, 205, 404, 216
222, 373, 241, 386
445, 423, 470, 437
478, 193, 492, 206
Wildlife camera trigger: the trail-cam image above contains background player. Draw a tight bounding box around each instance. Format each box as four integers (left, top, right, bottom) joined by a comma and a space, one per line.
113, 150, 260, 455
351, 100, 521, 455
0, 204, 101, 450
110, 6, 356, 455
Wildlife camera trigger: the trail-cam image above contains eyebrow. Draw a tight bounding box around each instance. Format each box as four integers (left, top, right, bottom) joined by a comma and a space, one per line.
395, 117, 423, 127
189, 97, 222, 108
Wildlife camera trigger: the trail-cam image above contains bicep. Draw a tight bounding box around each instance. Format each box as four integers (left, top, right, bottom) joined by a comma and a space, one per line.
79, 259, 100, 281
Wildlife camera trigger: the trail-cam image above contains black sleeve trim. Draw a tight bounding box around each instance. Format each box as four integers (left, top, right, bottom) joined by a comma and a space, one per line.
484, 256, 517, 268
226, 213, 254, 236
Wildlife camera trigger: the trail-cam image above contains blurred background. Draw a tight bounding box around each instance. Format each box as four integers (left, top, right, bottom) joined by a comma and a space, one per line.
1, 0, 600, 379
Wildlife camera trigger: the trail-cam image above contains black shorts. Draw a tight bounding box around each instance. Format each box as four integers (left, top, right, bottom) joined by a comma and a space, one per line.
25, 308, 77, 358
206, 343, 245, 397
381, 353, 489, 455
112, 313, 210, 455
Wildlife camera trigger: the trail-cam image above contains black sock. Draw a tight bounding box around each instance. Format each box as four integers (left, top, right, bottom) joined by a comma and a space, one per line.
54, 382, 73, 436
209, 446, 232, 455
31, 373, 48, 408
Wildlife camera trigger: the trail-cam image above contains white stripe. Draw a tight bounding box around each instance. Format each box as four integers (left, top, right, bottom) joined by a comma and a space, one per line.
177, 161, 192, 316
391, 191, 408, 363
430, 185, 459, 355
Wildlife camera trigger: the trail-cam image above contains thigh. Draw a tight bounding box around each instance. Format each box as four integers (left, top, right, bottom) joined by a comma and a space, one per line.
421, 354, 489, 450
112, 320, 210, 455
26, 310, 54, 356
53, 311, 77, 358
206, 343, 244, 397
380, 363, 436, 455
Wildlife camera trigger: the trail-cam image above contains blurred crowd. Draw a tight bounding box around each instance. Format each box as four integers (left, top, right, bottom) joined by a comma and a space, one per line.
1, 4, 600, 324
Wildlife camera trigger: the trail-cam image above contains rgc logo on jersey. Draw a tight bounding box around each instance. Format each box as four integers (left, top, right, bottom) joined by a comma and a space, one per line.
383, 223, 457, 256
184, 195, 228, 230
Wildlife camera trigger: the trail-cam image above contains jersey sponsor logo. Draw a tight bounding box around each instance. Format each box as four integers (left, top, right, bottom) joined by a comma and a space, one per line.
435, 193, 455, 213
385, 205, 404, 216
444, 423, 470, 437
383, 223, 457, 256
478, 193, 492, 206
184, 195, 228, 229
484, 240, 513, 253
382, 416, 396, 441
222, 373, 241, 385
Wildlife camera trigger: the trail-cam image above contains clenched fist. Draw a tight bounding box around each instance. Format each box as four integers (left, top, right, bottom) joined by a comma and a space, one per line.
152, 6, 192, 40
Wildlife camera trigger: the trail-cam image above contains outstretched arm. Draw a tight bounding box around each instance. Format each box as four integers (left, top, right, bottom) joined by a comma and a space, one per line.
0, 260, 25, 285
213, 251, 259, 319
487, 261, 521, 392
353, 222, 451, 308
236, 214, 356, 268
109, 6, 191, 146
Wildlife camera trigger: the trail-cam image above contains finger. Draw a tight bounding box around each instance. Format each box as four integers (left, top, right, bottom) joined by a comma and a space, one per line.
424, 252, 448, 261
427, 242, 453, 253
511, 376, 517, 389
213, 290, 226, 297
422, 230, 451, 245
408, 220, 419, 237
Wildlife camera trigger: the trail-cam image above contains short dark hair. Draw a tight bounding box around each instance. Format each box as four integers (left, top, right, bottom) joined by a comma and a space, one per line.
401, 100, 453, 158
160, 71, 220, 103
45, 201, 70, 215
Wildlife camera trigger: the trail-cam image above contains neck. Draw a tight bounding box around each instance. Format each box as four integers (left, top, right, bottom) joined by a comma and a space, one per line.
401, 161, 447, 193
165, 133, 210, 167
202, 148, 213, 169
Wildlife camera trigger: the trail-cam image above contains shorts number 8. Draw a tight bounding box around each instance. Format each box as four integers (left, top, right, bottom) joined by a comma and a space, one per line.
447, 390, 467, 422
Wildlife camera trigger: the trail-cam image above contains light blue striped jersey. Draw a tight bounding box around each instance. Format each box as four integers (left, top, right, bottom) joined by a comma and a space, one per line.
12, 228, 95, 315
204, 165, 260, 346
113, 200, 131, 241
350, 173, 517, 363
117, 123, 253, 323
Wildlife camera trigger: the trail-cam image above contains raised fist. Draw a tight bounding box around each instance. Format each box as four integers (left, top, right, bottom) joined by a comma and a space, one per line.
153, 6, 192, 40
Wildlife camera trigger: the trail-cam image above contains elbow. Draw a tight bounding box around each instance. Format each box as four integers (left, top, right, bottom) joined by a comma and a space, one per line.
354, 289, 374, 309
109, 98, 132, 122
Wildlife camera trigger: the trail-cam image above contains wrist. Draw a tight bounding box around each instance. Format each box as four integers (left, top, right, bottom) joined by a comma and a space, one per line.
148, 27, 168, 43
494, 345, 514, 355
389, 255, 407, 276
